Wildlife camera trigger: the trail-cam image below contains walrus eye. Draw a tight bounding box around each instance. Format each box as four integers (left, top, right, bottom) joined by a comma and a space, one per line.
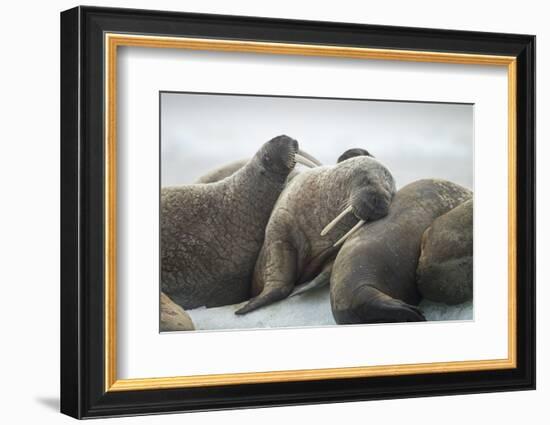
263, 154, 271, 163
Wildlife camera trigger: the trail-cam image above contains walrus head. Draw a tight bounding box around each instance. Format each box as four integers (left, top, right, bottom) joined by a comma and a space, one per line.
256, 135, 321, 177
337, 148, 373, 163
322, 157, 396, 247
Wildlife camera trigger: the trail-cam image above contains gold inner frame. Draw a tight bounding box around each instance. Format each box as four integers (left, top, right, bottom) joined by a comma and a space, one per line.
104, 33, 518, 392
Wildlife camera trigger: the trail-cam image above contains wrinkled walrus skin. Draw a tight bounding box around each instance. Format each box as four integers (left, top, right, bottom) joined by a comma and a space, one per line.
235, 156, 396, 315
195, 159, 249, 184
330, 179, 472, 324
196, 158, 302, 184
161, 135, 302, 310
417, 199, 473, 305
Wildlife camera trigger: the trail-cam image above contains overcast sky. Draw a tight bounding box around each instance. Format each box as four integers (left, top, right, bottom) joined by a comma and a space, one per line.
161, 92, 473, 190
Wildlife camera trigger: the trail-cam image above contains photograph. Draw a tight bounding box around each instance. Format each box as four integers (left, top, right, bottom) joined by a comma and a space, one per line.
58, 5, 535, 419
159, 92, 474, 332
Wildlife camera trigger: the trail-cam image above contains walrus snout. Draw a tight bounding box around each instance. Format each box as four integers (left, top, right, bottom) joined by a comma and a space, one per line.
259, 135, 320, 176
352, 185, 394, 222
321, 186, 394, 248
258, 135, 297, 175
320, 159, 396, 247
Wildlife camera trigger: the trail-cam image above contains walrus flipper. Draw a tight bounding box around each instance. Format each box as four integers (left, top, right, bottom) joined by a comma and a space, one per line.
290, 259, 334, 297
235, 242, 296, 315
332, 285, 425, 324
235, 285, 294, 315
290, 270, 330, 298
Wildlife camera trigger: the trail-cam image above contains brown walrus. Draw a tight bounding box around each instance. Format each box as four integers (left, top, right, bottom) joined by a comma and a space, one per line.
235, 156, 396, 315
417, 199, 473, 305
195, 159, 249, 184
195, 151, 321, 183
330, 179, 472, 324
161, 135, 317, 309
337, 148, 373, 162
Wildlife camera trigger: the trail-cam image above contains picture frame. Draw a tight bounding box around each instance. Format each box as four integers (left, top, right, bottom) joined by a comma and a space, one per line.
60, 5, 535, 419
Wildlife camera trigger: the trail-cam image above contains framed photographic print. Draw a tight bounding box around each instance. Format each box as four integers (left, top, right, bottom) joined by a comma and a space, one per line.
60, 6, 535, 419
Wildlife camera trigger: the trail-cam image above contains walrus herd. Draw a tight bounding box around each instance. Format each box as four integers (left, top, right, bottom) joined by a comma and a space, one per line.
236, 155, 395, 315
330, 179, 472, 324
160, 135, 473, 331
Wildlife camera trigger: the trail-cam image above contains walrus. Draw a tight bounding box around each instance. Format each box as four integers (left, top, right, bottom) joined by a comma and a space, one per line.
195, 147, 370, 184
417, 199, 473, 305
161, 135, 317, 309
160, 292, 195, 332
196, 151, 322, 184
330, 179, 472, 324
195, 159, 249, 184
267, 147, 375, 299
337, 148, 373, 163
235, 155, 396, 315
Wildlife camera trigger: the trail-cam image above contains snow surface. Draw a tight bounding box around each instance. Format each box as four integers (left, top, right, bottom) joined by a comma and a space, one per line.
187, 285, 473, 331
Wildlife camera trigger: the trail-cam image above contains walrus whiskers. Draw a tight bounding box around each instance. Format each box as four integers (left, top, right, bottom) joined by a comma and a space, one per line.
333, 219, 365, 247
320, 205, 353, 236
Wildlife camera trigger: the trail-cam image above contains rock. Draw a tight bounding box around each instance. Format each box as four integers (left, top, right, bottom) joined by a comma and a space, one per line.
195, 159, 248, 183
160, 292, 195, 331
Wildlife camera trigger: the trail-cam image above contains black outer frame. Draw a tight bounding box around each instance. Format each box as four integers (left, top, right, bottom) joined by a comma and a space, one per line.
60, 5, 535, 419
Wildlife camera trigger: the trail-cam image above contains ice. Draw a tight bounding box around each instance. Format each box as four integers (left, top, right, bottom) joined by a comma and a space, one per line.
420, 299, 474, 322
186, 285, 473, 331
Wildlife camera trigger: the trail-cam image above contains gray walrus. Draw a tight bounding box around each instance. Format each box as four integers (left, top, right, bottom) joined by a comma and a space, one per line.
337, 148, 373, 163
194, 147, 370, 184
417, 199, 473, 305
235, 155, 396, 315
195, 159, 249, 184
195, 151, 322, 184
330, 179, 472, 324
161, 135, 317, 309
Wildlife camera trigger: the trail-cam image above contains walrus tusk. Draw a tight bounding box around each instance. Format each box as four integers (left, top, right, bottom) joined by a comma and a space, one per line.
297, 149, 323, 166
295, 154, 319, 168
321, 205, 353, 236
333, 219, 365, 247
